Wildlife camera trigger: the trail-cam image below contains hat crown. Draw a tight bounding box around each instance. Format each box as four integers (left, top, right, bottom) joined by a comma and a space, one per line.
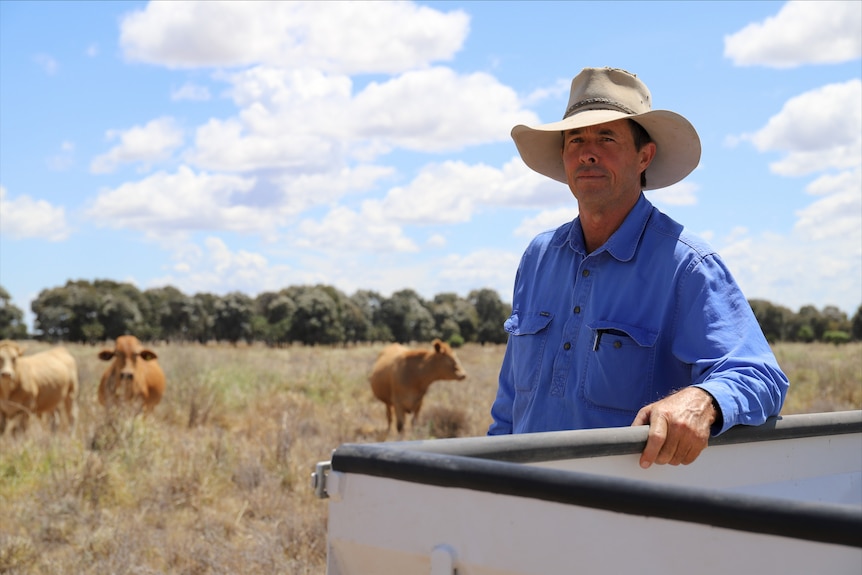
563, 67, 652, 120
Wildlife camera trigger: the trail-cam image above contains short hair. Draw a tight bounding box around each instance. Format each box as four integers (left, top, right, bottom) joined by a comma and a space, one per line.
628, 120, 653, 188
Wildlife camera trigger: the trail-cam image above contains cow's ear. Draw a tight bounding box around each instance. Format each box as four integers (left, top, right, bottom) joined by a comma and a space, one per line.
98, 350, 115, 361
140, 350, 158, 361
433, 340, 443, 353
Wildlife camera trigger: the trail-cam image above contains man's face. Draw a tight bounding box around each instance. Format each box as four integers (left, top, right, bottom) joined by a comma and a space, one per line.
561, 119, 655, 209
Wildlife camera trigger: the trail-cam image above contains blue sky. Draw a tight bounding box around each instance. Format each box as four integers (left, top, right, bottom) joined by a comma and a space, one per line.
1, 0, 860, 330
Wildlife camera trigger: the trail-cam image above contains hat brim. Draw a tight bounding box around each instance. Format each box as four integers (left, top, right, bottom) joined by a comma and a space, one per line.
511, 109, 701, 190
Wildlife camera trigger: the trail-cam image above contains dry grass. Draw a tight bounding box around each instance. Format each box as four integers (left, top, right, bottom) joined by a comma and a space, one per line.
774, 342, 862, 414
0, 340, 858, 574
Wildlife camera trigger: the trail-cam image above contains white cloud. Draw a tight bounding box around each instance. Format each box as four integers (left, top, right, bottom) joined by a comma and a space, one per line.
268, 164, 395, 208
495, 157, 571, 208
0, 186, 71, 241
294, 205, 419, 253
91, 117, 185, 174
150, 236, 297, 297
362, 154, 569, 228
33, 53, 58, 75
522, 78, 571, 107
187, 67, 353, 172
171, 82, 211, 101
649, 180, 699, 206
794, 168, 862, 243
119, 1, 469, 74
352, 67, 533, 151
426, 234, 447, 248
740, 80, 862, 176
374, 160, 500, 225
718, 224, 860, 316
725, 0, 862, 68
47, 141, 75, 171
435, 249, 521, 301
721, 80, 862, 315
514, 206, 579, 239
187, 65, 538, 174
85, 165, 270, 235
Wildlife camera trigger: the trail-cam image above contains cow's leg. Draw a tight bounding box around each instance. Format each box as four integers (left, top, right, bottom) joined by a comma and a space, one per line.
385, 403, 393, 432
65, 395, 78, 432
411, 399, 425, 430
13, 412, 28, 436
394, 404, 407, 434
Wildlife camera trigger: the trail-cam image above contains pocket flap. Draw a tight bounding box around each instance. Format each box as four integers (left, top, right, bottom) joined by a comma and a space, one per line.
587, 320, 658, 348
504, 311, 553, 336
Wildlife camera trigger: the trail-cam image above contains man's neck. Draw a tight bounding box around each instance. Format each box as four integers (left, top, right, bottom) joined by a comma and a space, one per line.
578, 194, 640, 253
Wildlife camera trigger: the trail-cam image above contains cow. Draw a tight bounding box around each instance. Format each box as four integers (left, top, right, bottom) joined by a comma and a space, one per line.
369, 338, 467, 435
0, 340, 79, 436
97, 335, 166, 414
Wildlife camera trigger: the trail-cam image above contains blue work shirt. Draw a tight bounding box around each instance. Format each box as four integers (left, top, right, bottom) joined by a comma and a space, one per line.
489, 194, 789, 436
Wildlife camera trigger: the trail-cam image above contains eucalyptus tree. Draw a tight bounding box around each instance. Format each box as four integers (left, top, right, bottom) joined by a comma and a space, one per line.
0, 286, 27, 339
852, 305, 862, 341
145, 286, 197, 342
254, 290, 296, 345
350, 290, 392, 342
748, 299, 795, 343
96, 280, 148, 341
31, 280, 99, 342
212, 291, 254, 345
469, 288, 509, 344
286, 285, 344, 345
189, 293, 218, 343
379, 289, 435, 344
429, 292, 475, 344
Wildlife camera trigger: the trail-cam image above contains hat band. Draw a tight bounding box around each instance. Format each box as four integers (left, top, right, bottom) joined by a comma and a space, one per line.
563, 98, 637, 120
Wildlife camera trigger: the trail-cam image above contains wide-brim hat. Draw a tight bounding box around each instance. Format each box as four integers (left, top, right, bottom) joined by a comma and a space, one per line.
511, 67, 701, 190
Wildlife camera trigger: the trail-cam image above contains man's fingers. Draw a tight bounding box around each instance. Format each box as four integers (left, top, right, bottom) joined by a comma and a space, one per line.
655, 432, 681, 465
639, 414, 667, 469
632, 406, 649, 427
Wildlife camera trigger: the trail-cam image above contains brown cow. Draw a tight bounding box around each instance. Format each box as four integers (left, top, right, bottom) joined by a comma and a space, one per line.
98, 335, 166, 414
369, 338, 467, 434
0, 340, 79, 436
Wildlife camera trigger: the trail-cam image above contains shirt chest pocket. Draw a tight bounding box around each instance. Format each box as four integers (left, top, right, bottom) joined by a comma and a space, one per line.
504, 311, 554, 392
583, 321, 658, 414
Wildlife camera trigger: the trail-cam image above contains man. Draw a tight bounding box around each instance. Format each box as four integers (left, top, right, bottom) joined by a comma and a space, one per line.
488, 67, 789, 468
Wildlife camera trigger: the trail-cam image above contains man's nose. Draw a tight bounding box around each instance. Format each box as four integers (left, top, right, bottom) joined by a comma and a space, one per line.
579, 148, 598, 164
577, 140, 599, 164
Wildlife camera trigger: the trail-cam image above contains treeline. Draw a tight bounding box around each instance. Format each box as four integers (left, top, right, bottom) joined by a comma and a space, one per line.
0, 280, 511, 346
0, 282, 860, 346
748, 299, 860, 344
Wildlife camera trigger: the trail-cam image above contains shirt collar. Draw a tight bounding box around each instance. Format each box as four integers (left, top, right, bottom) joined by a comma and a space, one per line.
557, 193, 653, 261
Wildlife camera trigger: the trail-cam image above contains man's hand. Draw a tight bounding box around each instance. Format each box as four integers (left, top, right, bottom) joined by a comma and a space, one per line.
631, 387, 717, 469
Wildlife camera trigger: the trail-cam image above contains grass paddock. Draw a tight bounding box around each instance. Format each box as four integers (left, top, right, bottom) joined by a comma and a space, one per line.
0, 341, 859, 573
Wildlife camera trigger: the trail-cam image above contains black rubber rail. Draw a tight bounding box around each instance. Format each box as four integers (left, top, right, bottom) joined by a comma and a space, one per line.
330, 411, 862, 548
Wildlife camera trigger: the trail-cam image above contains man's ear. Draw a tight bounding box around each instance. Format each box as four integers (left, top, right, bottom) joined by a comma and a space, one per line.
639, 141, 657, 172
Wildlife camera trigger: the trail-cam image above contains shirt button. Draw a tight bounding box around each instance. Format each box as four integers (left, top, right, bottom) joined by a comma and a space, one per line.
613, 340, 622, 349
573, 306, 581, 314
563, 342, 571, 350
582, 270, 590, 277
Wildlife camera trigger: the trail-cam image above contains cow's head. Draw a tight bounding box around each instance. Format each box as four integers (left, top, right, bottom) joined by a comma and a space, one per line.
98, 335, 158, 400
0, 340, 24, 397
431, 338, 468, 382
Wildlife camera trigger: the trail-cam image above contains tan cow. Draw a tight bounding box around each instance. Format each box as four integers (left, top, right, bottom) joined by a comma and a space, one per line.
0, 340, 79, 436
98, 335, 166, 414
369, 338, 467, 434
